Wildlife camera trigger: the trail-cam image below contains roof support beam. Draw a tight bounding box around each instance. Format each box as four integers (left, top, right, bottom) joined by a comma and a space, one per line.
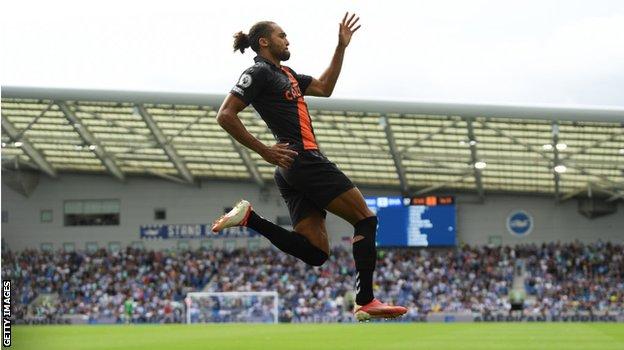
560, 130, 623, 162
466, 118, 484, 200
399, 120, 462, 154
481, 123, 553, 162
136, 104, 194, 184
1, 115, 57, 177
552, 122, 561, 202
606, 191, 624, 202
57, 101, 125, 181
415, 170, 473, 196
230, 137, 265, 188
146, 170, 188, 185
316, 114, 385, 153
560, 185, 588, 201
401, 151, 473, 172
381, 116, 409, 194
14, 102, 55, 140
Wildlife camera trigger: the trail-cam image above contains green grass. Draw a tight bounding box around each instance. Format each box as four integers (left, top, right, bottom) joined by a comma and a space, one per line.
11, 323, 624, 350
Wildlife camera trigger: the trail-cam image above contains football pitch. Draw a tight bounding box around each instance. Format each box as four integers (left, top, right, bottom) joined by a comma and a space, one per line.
11, 323, 624, 350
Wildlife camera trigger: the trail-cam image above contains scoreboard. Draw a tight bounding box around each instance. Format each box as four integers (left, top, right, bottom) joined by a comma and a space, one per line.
365, 195, 456, 247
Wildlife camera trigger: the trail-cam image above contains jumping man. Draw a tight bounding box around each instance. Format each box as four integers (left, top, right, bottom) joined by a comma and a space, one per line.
211, 13, 407, 321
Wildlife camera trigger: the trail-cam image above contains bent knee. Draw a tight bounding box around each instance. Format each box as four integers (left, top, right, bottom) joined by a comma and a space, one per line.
307, 250, 329, 267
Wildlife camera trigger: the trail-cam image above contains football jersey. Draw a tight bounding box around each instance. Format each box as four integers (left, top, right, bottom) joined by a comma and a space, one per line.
230, 55, 319, 151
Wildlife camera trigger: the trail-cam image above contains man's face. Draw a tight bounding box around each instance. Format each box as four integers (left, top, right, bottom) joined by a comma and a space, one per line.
267, 24, 290, 61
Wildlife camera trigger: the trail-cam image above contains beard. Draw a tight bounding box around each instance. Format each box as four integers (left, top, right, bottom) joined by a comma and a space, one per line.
277, 49, 290, 61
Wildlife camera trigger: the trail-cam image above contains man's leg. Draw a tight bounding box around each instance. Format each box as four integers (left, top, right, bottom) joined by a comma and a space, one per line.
326, 187, 407, 320
212, 198, 328, 266
245, 209, 329, 266
326, 187, 376, 305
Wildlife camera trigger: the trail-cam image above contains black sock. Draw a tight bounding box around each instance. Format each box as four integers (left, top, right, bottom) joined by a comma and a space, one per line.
246, 211, 328, 266
355, 269, 374, 305
353, 216, 378, 305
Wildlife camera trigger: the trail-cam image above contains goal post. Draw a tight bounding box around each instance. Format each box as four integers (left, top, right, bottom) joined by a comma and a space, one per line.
185, 291, 279, 324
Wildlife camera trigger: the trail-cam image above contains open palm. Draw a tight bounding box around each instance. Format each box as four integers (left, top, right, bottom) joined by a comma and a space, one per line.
338, 12, 361, 48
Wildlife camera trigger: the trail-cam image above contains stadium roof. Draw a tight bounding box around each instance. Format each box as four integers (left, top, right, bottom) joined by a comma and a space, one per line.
2, 86, 623, 201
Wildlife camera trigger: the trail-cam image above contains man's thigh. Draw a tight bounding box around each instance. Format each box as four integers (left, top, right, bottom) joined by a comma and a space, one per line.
325, 187, 375, 226
275, 167, 327, 227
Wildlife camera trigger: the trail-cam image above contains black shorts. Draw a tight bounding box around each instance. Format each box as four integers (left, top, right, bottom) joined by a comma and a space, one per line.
274, 150, 355, 226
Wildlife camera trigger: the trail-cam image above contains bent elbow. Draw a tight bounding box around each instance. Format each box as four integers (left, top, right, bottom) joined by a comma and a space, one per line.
216, 112, 230, 128
324, 89, 333, 98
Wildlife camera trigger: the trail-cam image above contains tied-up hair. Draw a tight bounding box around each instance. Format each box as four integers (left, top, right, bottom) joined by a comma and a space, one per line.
233, 21, 275, 54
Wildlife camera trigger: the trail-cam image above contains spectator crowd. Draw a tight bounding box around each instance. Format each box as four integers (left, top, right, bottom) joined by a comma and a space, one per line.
1, 241, 622, 323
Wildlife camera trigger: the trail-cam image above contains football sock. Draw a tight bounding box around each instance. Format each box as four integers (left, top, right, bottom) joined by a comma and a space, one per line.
246, 211, 328, 266
352, 216, 378, 305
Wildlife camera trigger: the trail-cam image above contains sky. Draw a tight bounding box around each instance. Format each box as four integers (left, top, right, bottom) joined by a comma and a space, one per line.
2, 0, 624, 107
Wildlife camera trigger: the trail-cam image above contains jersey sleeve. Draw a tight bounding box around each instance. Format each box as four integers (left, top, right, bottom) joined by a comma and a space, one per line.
230, 65, 268, 105
287, 67, 313, 95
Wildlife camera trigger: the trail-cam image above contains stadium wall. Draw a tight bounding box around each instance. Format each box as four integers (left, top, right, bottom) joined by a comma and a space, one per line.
1, 174, 622, 251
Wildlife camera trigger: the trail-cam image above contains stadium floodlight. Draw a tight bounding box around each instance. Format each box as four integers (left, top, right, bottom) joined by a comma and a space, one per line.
468, 140, 477, 146
14, 141, 23, 147
619, 148, 624, 154
542, 144, 553, 150
554, 164, 567, 173
555, 143, 567, 151
186, 291, 279, 324
474, 161, 487, 169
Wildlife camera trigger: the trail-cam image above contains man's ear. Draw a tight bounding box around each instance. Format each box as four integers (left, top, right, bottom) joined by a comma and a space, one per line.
258, 37, 269, 48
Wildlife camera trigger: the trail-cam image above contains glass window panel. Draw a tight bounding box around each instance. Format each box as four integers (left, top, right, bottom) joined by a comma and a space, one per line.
108, 242, 121, 253
86, 242, 99, 253
84, 201, 103, 214
64, 201, 84, 214
40, 209, 53, 223
102, 200, 120, 213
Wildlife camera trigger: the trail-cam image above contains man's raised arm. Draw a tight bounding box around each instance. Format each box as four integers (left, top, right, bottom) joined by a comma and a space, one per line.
305, 12, 361, 97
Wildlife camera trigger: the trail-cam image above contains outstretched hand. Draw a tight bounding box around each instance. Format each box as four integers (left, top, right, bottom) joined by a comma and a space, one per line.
338, 12, 361, 48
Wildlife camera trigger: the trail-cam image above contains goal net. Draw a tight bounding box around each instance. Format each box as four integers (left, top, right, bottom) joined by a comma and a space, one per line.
185, 291, 279, 324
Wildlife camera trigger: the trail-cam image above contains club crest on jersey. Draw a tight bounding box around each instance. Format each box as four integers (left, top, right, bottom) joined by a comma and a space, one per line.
238, 74, 252, 88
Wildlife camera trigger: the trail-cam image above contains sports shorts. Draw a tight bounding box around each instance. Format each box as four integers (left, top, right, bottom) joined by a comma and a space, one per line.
274, 150, 355, 226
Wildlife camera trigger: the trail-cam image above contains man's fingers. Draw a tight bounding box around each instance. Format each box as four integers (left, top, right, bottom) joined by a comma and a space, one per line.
349, 17, 360, 29
280, 149, 298, 157
280, 155, 294, 168
352, 25, 361, 33
347, 12, 356, 25
270, 143, 298, 167
342, 12, 348, 25
274, 144, 297, 156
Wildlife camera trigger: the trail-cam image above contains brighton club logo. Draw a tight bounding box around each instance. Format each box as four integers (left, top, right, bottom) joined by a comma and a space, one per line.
506, 210, 533, 237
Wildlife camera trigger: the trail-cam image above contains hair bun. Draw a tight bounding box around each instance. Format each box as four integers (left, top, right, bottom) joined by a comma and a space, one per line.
233, 31, 251, 54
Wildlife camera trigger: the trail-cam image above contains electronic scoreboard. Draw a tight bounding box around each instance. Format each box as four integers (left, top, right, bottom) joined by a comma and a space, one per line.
365, 195, 456, 247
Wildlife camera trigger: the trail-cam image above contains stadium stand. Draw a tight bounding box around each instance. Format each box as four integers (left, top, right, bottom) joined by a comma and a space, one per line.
3, 242, 621, 324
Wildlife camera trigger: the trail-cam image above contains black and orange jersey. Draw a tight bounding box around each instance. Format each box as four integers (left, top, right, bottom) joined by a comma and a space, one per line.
230, 55, 319, 151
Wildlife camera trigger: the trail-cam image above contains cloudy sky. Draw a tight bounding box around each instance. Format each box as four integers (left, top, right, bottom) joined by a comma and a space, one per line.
2, 0, 623, 107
